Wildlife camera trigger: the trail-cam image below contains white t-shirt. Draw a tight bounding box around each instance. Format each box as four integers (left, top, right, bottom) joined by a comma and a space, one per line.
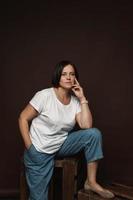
29, 87, 81, 154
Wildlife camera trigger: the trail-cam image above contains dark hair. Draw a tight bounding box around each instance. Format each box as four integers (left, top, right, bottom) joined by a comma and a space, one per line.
52, 60, 79, 87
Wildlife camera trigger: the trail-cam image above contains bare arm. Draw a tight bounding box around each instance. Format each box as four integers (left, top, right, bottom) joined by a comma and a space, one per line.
18, 104, 38, 149
76, 100, 93, 129
72, 78, 93, 129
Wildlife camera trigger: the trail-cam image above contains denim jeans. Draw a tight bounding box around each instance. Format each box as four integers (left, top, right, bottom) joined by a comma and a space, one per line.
24, 128, 103, 200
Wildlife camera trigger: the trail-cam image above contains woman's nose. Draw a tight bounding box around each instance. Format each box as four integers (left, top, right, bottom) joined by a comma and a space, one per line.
66, 75, 70, 79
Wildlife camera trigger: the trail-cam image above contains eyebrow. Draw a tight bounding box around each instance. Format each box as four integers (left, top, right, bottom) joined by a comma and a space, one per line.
62, 72, 75, 74
62, 71, 75, 73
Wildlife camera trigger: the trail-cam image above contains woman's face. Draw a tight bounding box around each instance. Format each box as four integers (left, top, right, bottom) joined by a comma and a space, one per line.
59, 64, 76, 89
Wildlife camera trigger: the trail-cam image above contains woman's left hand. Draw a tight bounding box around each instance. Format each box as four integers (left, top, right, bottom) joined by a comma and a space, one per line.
72, 78, 85, 100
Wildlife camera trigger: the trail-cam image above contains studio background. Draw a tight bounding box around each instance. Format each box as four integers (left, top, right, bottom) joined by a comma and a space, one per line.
0, 1, 132, 197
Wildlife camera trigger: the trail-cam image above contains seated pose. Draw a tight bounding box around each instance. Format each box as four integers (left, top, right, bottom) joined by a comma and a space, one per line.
18, 60, 114, 200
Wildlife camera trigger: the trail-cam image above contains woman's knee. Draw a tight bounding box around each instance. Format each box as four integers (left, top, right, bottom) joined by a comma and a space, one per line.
86, 127, 102, 141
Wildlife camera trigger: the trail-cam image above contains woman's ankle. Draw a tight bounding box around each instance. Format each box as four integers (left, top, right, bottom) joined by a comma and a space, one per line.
85, 179, 97, 186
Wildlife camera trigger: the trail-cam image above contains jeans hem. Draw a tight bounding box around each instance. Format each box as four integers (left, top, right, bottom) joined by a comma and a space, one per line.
87, 155, 104, 163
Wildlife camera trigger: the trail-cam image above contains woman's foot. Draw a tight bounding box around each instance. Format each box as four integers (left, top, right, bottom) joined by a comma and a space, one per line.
84, 180, 115, 199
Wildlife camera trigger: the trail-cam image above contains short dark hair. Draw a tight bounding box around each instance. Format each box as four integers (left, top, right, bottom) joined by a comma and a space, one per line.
52, 60, 79, 87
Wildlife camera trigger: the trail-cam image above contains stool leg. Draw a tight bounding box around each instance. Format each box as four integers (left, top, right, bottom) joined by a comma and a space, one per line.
62, 160, 77, 200
48, 175, 55, 200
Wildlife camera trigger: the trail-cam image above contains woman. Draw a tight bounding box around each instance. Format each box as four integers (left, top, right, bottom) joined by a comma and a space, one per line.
19, 60, 114, 199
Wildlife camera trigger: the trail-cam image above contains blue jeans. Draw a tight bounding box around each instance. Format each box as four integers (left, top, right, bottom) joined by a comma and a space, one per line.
24, 128, 103, 200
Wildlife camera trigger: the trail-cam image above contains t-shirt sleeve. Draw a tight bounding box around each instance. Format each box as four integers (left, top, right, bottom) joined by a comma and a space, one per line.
29, 91, 45, 113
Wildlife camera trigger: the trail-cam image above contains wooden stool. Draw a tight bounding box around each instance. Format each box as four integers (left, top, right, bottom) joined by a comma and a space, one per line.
20, 154, 85, 200
78, 182, 133, 200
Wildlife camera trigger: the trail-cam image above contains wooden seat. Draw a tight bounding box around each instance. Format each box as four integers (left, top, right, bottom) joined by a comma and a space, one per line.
50, 156, 81, 200
20, 153, 86, 200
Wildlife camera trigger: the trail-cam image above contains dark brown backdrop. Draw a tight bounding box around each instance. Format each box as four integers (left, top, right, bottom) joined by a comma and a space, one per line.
0, 1, 133, 196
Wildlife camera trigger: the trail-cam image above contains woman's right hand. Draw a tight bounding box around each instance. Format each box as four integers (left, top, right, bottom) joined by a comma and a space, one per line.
26, 141, 32, 150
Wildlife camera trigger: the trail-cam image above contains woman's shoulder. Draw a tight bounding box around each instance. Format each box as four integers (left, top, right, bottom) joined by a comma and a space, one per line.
36, 87, 53, 96
32, 88, 53, 101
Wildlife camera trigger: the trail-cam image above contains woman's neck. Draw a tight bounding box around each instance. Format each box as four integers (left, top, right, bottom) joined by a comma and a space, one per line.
54, 87, 71, 104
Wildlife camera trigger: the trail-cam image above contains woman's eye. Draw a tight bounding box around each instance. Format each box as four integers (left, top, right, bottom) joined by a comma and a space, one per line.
61, 73, 75, 76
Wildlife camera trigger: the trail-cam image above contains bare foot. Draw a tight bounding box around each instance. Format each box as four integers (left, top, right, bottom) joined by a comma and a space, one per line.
84, 180, 115, 199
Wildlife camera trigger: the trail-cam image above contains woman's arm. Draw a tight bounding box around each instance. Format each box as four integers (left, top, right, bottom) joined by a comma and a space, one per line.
76, 99, 93, 129
72, 78, 93, 129
18, 104, 38, 149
